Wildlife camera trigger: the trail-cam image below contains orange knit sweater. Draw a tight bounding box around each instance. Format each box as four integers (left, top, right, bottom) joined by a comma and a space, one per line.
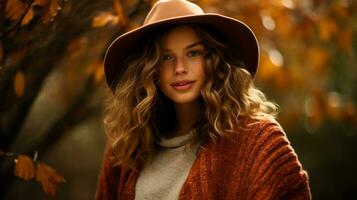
95, 117, 311, 200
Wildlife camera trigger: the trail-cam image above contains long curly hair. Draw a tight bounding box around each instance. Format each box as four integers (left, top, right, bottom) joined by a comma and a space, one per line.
103, 24, 278, 169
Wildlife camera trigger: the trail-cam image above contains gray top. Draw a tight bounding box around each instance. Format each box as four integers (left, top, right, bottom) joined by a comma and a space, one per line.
134, 130, 200, 200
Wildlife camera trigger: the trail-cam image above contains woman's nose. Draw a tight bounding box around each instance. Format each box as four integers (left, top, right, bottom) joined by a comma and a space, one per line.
174, 58, 187, 74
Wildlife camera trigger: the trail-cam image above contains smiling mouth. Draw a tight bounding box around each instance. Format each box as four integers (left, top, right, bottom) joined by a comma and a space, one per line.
171, 81, 194, 86
171, 81, 195, 90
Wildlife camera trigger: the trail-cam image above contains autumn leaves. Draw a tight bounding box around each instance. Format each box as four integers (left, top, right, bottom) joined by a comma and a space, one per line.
0, 151, 65, 197
4, 0, 65, 25
14, 155, 35, 181
92, 0, 127, 28
3, 1, 69, 98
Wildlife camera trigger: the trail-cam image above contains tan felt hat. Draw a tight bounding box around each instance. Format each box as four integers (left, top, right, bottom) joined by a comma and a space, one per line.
104, 0, 259, 89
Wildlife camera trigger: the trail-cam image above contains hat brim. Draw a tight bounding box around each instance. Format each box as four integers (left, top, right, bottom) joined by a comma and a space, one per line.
104, 13, 259, 89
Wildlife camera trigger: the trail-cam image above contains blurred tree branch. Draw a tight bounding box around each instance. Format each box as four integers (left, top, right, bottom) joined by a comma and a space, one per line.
0, 0, 151, 197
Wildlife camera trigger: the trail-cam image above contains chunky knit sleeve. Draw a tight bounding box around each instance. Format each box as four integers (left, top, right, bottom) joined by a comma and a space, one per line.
95, 144, 120, 200
248, 121, 311, 200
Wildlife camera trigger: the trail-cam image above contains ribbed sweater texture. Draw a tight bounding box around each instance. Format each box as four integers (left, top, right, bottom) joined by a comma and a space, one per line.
95, 117, 311, 200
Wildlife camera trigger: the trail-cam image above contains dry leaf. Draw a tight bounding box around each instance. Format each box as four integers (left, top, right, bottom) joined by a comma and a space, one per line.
5, 0, 27, 21
36, 163, 66, 197
42, 0, 61, 23
94, 63, 105, 83
114, 0, 126, 26
14, 155, 36, 180
49, 0, 61, 17
21, 6, 34, 26
85, 62, 104, 84
34, 0, 50, 6
14, 71, 26, 97
92, 12, 119, 28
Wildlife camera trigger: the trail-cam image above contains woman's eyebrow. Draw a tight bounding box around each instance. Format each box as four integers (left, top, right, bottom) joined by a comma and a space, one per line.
163, 41, 204, 52
185, 41, 204, 49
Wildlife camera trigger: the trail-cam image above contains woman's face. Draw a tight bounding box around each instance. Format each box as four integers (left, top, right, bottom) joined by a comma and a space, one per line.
158, 25, 206, 104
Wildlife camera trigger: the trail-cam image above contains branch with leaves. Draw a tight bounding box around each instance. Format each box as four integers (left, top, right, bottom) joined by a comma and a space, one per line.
0, 150, 65, 197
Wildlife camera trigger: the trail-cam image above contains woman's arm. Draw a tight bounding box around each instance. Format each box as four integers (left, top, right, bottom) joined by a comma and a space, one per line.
249, 122, 312, 200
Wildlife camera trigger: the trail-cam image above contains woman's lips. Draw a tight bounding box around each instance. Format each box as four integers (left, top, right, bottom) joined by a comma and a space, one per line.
171, 80, 195, 90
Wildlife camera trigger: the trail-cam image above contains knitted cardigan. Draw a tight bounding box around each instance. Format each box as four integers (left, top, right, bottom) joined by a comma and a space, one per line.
95, 117, 311, 200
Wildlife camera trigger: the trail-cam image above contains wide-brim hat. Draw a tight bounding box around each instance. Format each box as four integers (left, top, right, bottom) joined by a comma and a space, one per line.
104, 0, 259, 90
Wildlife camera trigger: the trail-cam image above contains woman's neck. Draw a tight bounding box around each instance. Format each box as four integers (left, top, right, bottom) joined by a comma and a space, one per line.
167, 101, 202, 138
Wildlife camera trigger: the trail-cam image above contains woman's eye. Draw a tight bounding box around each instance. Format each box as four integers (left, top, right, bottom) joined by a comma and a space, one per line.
187, 50, 202, 57
162, 55, 172, 61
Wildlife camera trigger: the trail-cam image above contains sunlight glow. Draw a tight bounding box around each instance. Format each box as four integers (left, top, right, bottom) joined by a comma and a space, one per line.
262, 15, 276, 31
268, 49, 284, 67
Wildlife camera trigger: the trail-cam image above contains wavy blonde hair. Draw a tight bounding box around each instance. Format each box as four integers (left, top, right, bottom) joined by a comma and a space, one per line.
103, 24, 278, 169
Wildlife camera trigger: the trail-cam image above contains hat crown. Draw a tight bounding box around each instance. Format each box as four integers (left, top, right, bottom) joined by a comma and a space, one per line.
144, 0, 204, 25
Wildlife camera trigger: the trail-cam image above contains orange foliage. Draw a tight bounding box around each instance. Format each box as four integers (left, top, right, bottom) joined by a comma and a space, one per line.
34, 0, 50, 6
21, 5, 34, 26
42, 0, 62, 24
2, 151, 66, 197
5, 0, 27, 21
14, 71, 25, 97
0, 0, 355, 198
4, 0, 64, 26
114, 0, 127, 26
337, 28, 353, 52
92, 0, 127, 28
36, 163, 66, 197
94, 63, 105, 84
258, 52, 280, 80
332, 2, 350, 20
84, 61, 105, 84
308, 47, 330, 74
92, 12, 120, 28
318, 17, 338, 41
14, 155, 36, 180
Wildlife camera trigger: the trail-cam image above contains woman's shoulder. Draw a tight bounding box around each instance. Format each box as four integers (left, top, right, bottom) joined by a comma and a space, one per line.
234, 115, 284, 141
235, 116, 311, 199
213, 115, 300, 164
208, 115, 287, 157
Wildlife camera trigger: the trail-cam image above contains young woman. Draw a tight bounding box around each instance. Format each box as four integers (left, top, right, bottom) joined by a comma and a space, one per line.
96, 0, 311, 199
